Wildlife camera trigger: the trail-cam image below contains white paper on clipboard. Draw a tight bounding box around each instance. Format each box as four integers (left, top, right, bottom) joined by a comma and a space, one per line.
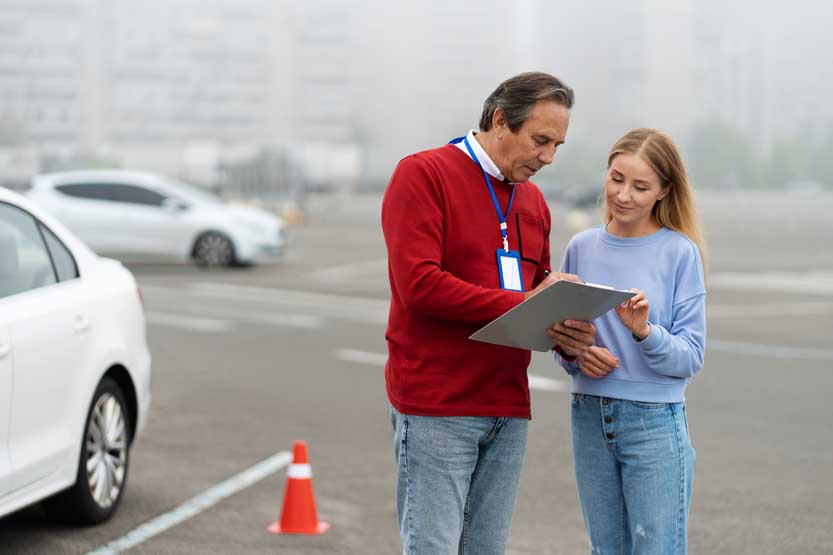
469, 280, 636, 352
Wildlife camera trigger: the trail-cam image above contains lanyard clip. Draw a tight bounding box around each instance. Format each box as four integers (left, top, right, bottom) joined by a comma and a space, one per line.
503, 236, 509, 252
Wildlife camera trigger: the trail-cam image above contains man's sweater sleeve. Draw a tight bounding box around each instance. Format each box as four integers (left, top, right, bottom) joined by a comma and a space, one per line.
381, 156, 524, 325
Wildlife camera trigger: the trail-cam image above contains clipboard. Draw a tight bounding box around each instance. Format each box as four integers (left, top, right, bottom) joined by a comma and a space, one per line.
469, 280, 636, 352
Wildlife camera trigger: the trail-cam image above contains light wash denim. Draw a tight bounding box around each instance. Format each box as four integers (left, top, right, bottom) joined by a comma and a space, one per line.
571, 394, 695, 555
389, 406, 528, 555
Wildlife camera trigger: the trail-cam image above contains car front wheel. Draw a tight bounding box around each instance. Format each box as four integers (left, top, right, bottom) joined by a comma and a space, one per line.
193, 231, 236, 267
43, 377, 131, 525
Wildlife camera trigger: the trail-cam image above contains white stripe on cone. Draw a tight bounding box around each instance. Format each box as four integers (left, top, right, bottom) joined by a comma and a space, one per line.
287, 463, 312, 479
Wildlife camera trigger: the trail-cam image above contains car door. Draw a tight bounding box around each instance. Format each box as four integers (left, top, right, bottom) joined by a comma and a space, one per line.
49, 182, 130, 253
0, 201, 89, 491
0, 323, 11, 497
110, 183, 192, 256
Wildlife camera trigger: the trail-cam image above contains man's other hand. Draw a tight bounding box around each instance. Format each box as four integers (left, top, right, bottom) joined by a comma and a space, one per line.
547, 320, 598, 358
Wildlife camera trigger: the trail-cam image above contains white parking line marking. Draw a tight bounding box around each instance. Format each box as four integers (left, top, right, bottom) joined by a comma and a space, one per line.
527, 374, 570, 392
335, 349, 570, 392
708, 339, 833, 361
336, 348, 387, 366
709, 271, 833, 295
145, 311, 234, 332
708, 302, 833, 318
304, 258, 388, 283
85, 451, 292, 555
141, 283, 389, 325
182, 304, 326, 329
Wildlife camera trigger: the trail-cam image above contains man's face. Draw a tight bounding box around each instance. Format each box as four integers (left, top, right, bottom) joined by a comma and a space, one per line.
492, 100, 570, 183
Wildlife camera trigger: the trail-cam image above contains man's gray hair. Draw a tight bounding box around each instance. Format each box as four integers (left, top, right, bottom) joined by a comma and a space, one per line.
479, 72, 574, 132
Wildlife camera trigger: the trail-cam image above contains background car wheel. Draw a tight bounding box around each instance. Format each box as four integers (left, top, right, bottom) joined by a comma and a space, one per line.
43, 377, 131, 525
193, 231, 236, 267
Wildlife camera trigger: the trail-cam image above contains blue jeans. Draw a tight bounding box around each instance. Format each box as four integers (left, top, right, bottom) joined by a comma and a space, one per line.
571, 394, 695, 555
389, 406, 528, 555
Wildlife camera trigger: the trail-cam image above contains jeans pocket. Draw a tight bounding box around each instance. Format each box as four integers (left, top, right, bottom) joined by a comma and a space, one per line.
626, 400, 668, 410
570, 393, 580, 408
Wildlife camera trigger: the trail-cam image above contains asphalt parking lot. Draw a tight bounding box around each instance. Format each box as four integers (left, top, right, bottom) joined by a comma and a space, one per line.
1, 190, 832, 554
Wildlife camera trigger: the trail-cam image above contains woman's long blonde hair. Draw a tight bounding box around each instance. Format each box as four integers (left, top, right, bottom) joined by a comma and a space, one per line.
605, 128, 707, 269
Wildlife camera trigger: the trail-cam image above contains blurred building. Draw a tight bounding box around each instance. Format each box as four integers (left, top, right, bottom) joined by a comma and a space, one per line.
351, 0, 535, 186
285, 1, 360, 192
0, 1, 86, 151
0, 0, 357, 192
1, 0, 832, 191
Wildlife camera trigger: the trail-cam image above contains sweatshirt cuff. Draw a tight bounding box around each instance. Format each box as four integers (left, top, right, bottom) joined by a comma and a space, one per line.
553, 345, 576, 362
552, 349, 579, 375
636, 323, 664, 351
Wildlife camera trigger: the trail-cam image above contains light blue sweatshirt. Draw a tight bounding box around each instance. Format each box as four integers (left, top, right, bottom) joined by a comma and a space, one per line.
554, 225, 706, 403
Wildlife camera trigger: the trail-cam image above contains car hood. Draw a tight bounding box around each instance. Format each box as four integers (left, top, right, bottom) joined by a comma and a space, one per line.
225, 203, 284, 228
190, 202, 284, 229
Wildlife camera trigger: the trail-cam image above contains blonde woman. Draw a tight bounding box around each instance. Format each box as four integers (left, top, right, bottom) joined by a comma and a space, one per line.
549, 128, 706, 554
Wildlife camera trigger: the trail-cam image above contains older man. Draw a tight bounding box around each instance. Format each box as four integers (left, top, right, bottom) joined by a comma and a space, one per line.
381, 72, 600, 554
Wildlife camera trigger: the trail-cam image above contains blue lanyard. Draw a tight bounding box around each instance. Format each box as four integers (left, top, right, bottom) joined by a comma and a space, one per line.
459, 136, 516, 252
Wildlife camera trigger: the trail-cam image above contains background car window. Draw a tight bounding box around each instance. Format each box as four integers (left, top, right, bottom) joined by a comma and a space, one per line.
54, 182, 166, 207
109, 184, 167, 206
55, 183, 114, 201
40, 224, 79, 282
0, 203, 57, 299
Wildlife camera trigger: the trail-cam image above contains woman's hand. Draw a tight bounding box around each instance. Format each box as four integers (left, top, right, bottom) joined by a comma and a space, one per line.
577, 346, 619, 379
615, 288, 651, 339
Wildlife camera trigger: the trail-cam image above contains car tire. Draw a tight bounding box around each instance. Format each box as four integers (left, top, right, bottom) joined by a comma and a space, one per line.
43, 377, 131, 525
193, 231, 236, 267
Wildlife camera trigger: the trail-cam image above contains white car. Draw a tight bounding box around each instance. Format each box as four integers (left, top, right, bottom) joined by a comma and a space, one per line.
0, 187, 151, 524
28, 170, 288, 267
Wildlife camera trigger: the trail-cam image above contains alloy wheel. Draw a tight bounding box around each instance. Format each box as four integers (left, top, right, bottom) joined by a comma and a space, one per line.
195, 233, 234, 267
86, 393, 128, 509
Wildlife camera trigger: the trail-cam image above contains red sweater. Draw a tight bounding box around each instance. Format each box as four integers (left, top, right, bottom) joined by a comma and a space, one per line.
381, 144, 552, 418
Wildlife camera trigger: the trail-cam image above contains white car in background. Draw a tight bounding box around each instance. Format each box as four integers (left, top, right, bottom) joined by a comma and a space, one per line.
28, 170, 288, 267
0, 187, 151, 524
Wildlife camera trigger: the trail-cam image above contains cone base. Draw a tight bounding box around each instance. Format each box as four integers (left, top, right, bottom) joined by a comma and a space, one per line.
267, 520, 330, 535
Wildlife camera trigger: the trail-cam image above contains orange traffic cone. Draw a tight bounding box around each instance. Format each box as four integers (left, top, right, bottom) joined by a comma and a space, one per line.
268, 440, 330, 535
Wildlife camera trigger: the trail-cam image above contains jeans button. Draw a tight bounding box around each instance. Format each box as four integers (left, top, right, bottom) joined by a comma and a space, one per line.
601, 399, 609, 406
604, 416, 613, 423
606, 433, 615, 440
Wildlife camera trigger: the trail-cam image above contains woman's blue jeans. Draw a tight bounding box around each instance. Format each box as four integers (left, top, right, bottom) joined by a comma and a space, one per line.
571, 394, 696, 555
390, 406, 528, 555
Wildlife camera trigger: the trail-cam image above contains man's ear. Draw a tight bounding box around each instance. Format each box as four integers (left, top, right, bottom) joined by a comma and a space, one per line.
492, 107, 507, 133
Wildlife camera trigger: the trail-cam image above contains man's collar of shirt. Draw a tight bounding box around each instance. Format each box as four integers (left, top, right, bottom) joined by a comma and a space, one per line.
455, 129, 513, 183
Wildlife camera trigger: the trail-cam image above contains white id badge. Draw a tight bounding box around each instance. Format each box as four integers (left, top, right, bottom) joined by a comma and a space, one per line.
496, 249, 524, 292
